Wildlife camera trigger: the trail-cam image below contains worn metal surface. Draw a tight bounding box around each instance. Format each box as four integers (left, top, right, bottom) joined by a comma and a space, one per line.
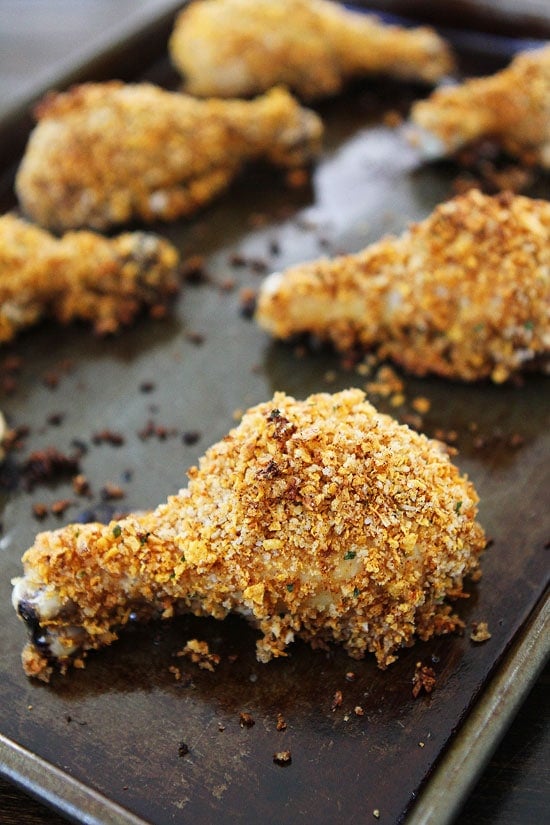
0, 8, 549, 825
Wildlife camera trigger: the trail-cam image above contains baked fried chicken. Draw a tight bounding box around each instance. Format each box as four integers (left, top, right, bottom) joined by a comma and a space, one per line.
0, 213, 180, 341
169, 0, 454, 100
256, 190, 550, 383
410, 45, 550, 167
15, 82, 323, 232
12, 389, 485, 681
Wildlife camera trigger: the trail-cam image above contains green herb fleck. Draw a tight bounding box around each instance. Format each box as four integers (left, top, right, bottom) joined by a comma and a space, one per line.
180, 553, 186, 562
344, 550, 356, 560
353, 587, 360, 598
112, 524, 122, 538
286, 583, 294, 592
524, 320, 534, 331
139, 532, 150, 545
455, 501, 462, 515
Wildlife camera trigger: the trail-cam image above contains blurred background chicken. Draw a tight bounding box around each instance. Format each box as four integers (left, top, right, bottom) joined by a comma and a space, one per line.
256, 190, 550, 383
169, 0, 454, 99
0, 213, 180, 341
16, 82, 323, 232
410, 45, 550, 168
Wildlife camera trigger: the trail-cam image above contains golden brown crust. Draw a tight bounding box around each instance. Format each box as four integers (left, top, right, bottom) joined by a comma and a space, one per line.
256, 189, 550, 382
169, 0, 454, 99
13, 389, 485, 680
0, 213, 180, 341
411, 45, 550, 166
15, 82, 322, 231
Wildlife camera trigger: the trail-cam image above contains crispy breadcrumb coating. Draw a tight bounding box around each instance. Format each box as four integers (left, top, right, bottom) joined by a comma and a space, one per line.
169, 0, 454, 100
12, 389, 485, 681
256, 190, 550, 383
0, 213, 180, 341
410, 45, 550, 167
15, 82, 323, 232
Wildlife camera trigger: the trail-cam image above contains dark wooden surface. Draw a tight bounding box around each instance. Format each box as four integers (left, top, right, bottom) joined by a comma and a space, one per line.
1, 663, 547, 824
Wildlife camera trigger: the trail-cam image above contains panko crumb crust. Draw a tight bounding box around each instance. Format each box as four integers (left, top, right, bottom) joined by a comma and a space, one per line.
256, 189, 550, 382
15, 82, 322, 232
0, 213, 180, 341
169, 0, 454, 100
411, 45, 550, 167
13, 389, 486, 681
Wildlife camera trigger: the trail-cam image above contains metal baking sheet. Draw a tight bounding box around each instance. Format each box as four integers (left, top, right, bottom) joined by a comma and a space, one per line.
0, 5, 549, 824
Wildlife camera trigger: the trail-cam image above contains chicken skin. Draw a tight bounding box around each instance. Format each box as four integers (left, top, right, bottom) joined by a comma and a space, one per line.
12, 389, 486, 682
169, 0, 454, 100
0, 214, 180, 341
256, 190, 550, 383
410, 45, 550, 168
15, 82, 323, 232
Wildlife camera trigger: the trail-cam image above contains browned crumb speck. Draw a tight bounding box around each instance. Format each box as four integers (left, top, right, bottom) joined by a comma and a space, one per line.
256, 189, 550, 383
412, 662, 437, 698
273, 750, 292, 766
12, 389, 486, 681
276, 713, 287, 731
239, 712, 255, 728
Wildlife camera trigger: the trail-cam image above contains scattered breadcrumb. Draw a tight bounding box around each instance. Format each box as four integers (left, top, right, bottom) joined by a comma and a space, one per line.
412, 662, 437, 698
331, 690, 343, 711
72, 474, 91, 496
273, 750, 292, 766
239, 712, 255, 728
168, 665, 182, 681
177, 639, 220, 671
412, 397, 431, 415
470, 621, 492, 643
276, 713, 287, 731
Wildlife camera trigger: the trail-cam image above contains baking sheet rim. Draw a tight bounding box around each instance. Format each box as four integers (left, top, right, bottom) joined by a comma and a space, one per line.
407, 590, 549, 824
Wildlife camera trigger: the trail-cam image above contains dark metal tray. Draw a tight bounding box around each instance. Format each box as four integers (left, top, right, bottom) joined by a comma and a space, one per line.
0, 4, 548, 824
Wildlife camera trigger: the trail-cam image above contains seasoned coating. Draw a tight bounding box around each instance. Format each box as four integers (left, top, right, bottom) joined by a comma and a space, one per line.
15, 82, 323, 232
256, 190, 550, 383
12, 389, 486, 681
169, 0, 454, 100
0, 213, 180, 341
410, 45, 550, 167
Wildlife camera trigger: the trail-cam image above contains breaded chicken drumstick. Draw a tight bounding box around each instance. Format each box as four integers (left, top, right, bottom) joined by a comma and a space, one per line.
410, 45, 550, 167
169, 0, 454, 100
12, 389, 485, 682
256, 190, 550, 383
16, 82, 322, 232
0, 214, 180, 341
